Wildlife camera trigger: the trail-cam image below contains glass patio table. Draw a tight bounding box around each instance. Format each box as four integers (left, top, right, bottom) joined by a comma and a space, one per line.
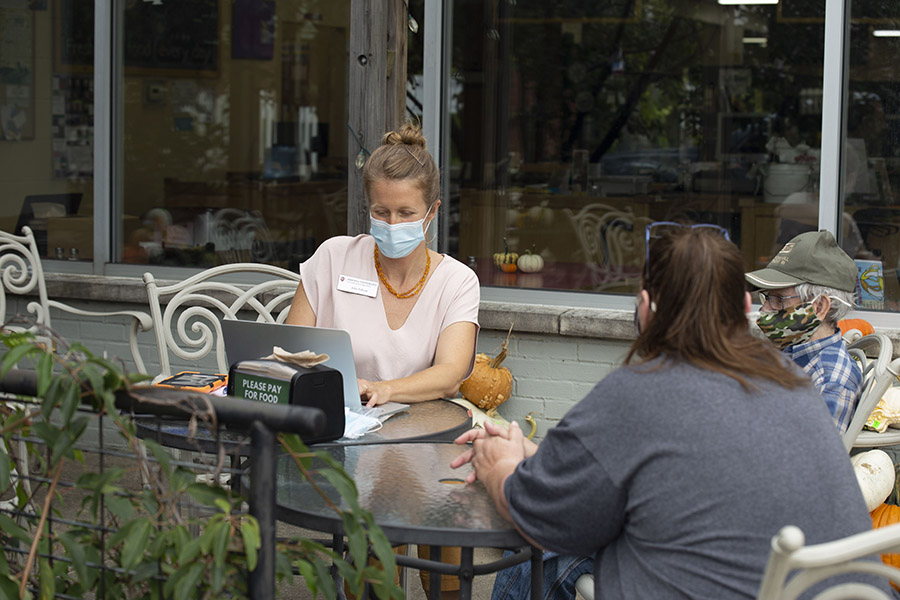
133, 395, 471, 455
274, 441, 543, 600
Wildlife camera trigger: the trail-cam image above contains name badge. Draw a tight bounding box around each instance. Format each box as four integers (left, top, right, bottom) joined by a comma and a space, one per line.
337, 274, 378, 298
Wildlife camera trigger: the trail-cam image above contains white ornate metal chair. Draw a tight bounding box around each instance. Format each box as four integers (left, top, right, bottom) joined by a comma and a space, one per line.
140, 263, 302, 380
580, 524, 900, 600
757, 524, 900, 599
840, 333, 900, 451
564, 203, 651, 291
575, 573, 594, 599
0, 226, 152, 367
0, 226, 153, 505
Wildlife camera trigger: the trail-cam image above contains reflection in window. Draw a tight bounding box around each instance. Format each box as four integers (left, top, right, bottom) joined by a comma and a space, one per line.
450, 0, 827, 295
120, 0, 349, 268
0, 3, 93, 261
843, 2, 900, 310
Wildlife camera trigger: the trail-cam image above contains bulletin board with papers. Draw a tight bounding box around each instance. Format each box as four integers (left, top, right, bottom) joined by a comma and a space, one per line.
0, 6, 34, 141
51, 74, 93, 179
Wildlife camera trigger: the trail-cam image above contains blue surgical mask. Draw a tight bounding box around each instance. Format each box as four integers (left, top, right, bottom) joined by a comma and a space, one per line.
369, 205, 434, 259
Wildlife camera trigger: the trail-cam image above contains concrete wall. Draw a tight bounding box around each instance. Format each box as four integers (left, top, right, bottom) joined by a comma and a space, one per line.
475, 327, 630, 439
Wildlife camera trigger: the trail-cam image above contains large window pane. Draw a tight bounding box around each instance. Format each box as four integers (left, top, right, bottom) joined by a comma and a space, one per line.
0, 2, 93, 262
842, 1, 900, 310
451, 0, 825, 294
120, 0, 348, 268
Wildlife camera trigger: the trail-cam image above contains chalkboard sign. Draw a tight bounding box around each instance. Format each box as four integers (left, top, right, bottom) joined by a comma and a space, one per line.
54, 0, 218, 76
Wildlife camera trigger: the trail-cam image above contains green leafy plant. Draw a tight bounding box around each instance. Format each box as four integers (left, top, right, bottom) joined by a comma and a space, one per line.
0, 329, 403, 599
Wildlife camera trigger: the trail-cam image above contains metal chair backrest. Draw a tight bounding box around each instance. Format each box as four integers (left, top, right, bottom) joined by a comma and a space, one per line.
841, 333, 900, 452
0, 226, 53, 330
0, 227, 151, 372
0, 227, 152, 508
564, 203, 652, 290
566, 203, 651, 266
142, 263, 301, 379
756, 524, 900, 599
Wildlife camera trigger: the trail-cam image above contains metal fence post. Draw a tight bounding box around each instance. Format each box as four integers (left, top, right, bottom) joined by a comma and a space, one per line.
249, 420, 276, 599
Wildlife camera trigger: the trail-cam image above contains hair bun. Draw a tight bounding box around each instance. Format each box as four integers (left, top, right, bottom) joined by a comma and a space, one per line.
381, 122, 427, 150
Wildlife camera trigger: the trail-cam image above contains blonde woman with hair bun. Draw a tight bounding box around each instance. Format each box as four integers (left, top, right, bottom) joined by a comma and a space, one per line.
288, 121, 479, 406
287, 121, 479, 598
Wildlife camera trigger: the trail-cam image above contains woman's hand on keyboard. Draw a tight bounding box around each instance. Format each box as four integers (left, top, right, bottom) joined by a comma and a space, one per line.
358, 378, 393, 407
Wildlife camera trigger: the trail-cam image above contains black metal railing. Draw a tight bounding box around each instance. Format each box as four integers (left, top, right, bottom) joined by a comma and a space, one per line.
0, 373, 324, 599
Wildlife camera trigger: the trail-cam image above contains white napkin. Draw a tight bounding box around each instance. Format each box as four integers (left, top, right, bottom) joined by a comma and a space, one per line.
261, 346, 329, 367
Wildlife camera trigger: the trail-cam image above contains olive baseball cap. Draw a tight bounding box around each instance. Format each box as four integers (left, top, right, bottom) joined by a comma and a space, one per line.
745, 230, 858, 292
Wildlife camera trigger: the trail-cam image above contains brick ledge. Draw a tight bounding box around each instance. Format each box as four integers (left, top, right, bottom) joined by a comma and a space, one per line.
41, 273, 900, 348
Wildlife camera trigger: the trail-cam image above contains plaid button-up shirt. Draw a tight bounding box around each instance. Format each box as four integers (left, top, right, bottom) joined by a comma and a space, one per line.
783, 331, 862, 435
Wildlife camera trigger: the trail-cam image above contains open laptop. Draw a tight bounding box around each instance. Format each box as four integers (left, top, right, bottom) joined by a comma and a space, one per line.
220, 320, 407, 420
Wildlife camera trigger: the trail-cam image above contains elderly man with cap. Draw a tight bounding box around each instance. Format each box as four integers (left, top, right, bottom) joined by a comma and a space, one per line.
746, 230, 862, 435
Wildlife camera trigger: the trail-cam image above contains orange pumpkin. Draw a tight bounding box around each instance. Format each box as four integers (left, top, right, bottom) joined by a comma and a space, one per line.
871, 503, 900, 585
871, 503, 900, 529
839, 318, 875, 338
460, 325, 514, 411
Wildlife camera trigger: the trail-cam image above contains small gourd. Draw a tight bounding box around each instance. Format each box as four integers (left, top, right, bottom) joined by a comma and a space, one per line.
460, 324, 514, 411
524, 413, 537, 439
517, 248, 544, 273
852, 449, 896, 511
493, 238, 519, 273
838, 318, 875, 338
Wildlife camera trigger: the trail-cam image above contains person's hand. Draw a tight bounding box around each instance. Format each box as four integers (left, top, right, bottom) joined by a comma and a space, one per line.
451, 421, 512, 467
451, 421, 514, 478
453, 426, 486, 446
450, 427, 486, 478
471, 421, 526, 482
358, 378, 392, 407
451, 421, 522, 484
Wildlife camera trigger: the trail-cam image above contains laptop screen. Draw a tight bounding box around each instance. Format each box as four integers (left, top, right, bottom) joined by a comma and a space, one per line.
221, 320, 362, 411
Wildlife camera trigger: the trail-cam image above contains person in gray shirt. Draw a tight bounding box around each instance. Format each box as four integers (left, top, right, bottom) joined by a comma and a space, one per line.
453, 226, 884, 599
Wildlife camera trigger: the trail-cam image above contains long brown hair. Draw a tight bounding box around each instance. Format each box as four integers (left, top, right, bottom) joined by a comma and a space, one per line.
362, 122, 440, 210
625, 227, 809, 390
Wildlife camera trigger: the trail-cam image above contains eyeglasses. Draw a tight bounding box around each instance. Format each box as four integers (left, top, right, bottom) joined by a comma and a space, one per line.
758, 291, 802, 310
644, 221, 732, 276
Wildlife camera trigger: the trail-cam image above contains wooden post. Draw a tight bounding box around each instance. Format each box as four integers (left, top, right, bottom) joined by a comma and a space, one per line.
348, 0, 388, 235
386, 1, 408, 131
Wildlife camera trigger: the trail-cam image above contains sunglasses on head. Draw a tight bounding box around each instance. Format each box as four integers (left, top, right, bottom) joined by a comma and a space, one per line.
644, 221, 732, 277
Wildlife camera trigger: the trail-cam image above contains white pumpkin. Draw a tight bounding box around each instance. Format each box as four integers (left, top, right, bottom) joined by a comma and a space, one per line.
527, 200, 554, 226
517, 250, 544, 273
852, 449, 896, 512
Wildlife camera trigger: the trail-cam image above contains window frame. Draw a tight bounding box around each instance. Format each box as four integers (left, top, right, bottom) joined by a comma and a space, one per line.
55, 0, 896, 321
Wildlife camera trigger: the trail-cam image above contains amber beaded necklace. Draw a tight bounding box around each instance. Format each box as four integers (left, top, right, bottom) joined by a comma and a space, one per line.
374, 246, 430, 299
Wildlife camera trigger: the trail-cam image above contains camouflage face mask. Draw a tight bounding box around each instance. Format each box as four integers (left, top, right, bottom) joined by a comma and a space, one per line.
756, 302, 822, 350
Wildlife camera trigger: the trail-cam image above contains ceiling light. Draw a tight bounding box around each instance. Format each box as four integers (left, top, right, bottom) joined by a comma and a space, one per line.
718, 0, 778, 4
873, 30, 900, 37
743, 37, 768, 44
